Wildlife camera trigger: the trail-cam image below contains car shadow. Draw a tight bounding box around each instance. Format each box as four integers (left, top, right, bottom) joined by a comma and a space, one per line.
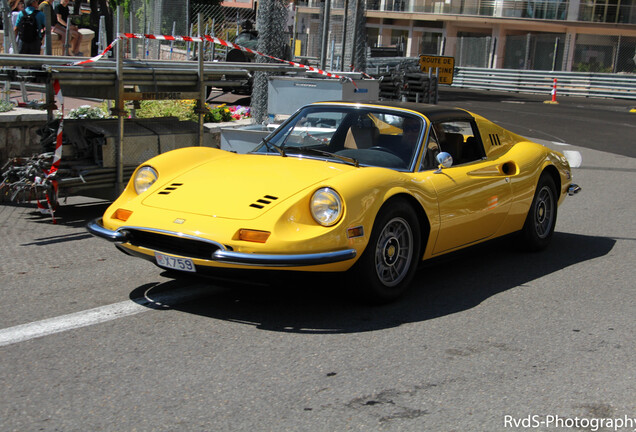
129, 232, 614, 334
24, 199, 111, 229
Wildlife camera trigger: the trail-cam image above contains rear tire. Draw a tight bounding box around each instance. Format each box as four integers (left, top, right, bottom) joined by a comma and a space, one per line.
350, 199, 421, 304
519, 173, 558, 251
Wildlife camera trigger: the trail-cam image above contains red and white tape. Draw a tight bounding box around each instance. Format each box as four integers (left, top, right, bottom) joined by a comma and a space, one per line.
123, 32, 351, 80
70, 32, 357, 82
36, 79, 63, 222
72, 38, 120, 66
49, 79, 64, 177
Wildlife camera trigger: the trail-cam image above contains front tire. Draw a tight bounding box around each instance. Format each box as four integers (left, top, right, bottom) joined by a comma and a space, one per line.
351, 199, 421, 304
519, 173, 558, 251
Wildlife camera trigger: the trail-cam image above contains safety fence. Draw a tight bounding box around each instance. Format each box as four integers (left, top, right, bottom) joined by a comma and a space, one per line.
448, 34, 636, 74
122, 1, 367, 70
452, 67, 636, 99
67, 0, 260, 61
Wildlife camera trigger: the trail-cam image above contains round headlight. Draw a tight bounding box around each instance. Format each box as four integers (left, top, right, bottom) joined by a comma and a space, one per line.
134, 166, 158, 195
310, 187, 343, 226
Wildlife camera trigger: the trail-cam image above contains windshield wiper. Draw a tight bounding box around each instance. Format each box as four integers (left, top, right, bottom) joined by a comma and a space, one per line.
300, 147, 359, 167
260, 136, 286, 157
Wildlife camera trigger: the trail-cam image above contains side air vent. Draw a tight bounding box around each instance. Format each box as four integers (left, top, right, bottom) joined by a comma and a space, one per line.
158, 183, 184, 195
249, 195, 279, 209
489, 134, 502, 146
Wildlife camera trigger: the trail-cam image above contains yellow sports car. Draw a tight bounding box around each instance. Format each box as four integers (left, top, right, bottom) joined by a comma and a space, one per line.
87, 101, 581, 303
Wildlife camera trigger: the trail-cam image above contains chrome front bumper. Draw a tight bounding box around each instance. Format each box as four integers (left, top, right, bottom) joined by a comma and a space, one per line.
86, 218, 357, 267
568, 184, 581, 196
86, 218, 130, 242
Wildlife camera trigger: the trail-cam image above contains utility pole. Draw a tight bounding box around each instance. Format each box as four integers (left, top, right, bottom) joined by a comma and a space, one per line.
340, 0, 349, 70
0, 0, 18, 54
319, 0, 331, 71
1, 0, 30, 103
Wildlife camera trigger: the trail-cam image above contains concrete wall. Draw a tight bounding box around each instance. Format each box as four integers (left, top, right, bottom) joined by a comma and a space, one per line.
0, 110, 254, 168
0, 28, 94, 55
0, 108, 47, 167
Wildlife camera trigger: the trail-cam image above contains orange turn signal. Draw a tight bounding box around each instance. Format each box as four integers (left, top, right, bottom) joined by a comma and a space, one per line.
113, 208, 133, 222
347, 226, 365, 238
238, 229, 271, 243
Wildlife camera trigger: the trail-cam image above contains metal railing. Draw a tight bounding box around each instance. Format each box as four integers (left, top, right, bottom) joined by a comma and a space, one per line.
452, 67, 636, 99
298, 0, 636, 23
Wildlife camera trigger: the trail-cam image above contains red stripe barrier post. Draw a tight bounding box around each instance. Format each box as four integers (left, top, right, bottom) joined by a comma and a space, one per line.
544, 78, 558, 104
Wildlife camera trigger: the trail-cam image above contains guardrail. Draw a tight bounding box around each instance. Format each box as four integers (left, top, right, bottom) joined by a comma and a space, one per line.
452, 67, 636, 100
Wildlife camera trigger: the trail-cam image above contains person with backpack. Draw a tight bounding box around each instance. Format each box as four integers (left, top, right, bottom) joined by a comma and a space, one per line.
13, 0, 45, 54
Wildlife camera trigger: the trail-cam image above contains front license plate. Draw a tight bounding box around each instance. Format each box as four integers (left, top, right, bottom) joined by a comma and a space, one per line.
155, 252, 196, 273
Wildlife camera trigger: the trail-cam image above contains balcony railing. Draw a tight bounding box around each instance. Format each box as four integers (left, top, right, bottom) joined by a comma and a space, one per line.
297, 0, 636, 24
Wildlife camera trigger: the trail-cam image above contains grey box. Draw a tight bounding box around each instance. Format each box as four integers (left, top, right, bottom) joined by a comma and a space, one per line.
267, 77, 380, 116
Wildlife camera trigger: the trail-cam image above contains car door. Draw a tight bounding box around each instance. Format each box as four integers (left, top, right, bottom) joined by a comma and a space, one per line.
419, 119, 514, 255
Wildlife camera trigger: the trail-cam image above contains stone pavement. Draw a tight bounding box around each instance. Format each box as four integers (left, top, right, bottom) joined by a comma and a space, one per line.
0, 197, 110, 280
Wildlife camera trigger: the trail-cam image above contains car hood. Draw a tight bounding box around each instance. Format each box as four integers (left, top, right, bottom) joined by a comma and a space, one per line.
141, 153, 353, 220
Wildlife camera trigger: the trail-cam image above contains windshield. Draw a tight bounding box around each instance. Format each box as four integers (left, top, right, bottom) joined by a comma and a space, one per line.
253, 106, 425, 171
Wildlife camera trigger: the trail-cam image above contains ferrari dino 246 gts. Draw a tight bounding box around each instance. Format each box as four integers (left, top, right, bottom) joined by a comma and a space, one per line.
88, 101, 581, 302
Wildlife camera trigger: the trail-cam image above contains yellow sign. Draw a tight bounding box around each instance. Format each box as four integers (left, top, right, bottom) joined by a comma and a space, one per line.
419, 55, 455, 85
294, 40, 302, 57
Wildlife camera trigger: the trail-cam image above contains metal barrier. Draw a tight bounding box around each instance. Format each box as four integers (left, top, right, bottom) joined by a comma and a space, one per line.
452, 67, 636, 100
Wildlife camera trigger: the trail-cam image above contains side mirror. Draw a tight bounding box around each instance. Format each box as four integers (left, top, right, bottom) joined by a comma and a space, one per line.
435, 152, 453, 173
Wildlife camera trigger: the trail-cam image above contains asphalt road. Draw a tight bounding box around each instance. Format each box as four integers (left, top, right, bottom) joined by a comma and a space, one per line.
1, 93, 635, 431
438, 87, 636, 158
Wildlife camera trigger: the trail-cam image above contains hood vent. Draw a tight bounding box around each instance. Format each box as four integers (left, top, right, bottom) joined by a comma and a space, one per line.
158, 183, 184, 195
250, 195, 278, 209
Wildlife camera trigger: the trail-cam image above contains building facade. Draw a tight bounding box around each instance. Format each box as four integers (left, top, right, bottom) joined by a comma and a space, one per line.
296, 0, 636, 72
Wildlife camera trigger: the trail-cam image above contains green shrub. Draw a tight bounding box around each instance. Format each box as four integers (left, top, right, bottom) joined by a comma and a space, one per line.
93, 100, 250, 123
0, 100, 14, 113
67, 105, 109, 119
135, 100, 198, 121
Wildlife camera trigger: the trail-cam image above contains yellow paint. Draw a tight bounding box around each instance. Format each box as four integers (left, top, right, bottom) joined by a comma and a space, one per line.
101, 105, 574, 272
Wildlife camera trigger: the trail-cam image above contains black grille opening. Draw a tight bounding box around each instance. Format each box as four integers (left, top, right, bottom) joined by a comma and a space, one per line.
250, 195, 279, 209
157, 183, 184, 196
126, 229, 219, 260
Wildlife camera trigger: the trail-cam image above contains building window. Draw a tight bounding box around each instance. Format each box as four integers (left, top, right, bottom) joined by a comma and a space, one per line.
419, 32, 442, 55
367, 27, 380, 47
578, 0, 634, 23
525, 0, 568, 19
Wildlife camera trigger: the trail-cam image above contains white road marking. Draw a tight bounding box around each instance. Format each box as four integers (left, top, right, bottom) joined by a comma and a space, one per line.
0, 283, 212, 348
0, 301, 147, 347
536, 140, 583, 168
